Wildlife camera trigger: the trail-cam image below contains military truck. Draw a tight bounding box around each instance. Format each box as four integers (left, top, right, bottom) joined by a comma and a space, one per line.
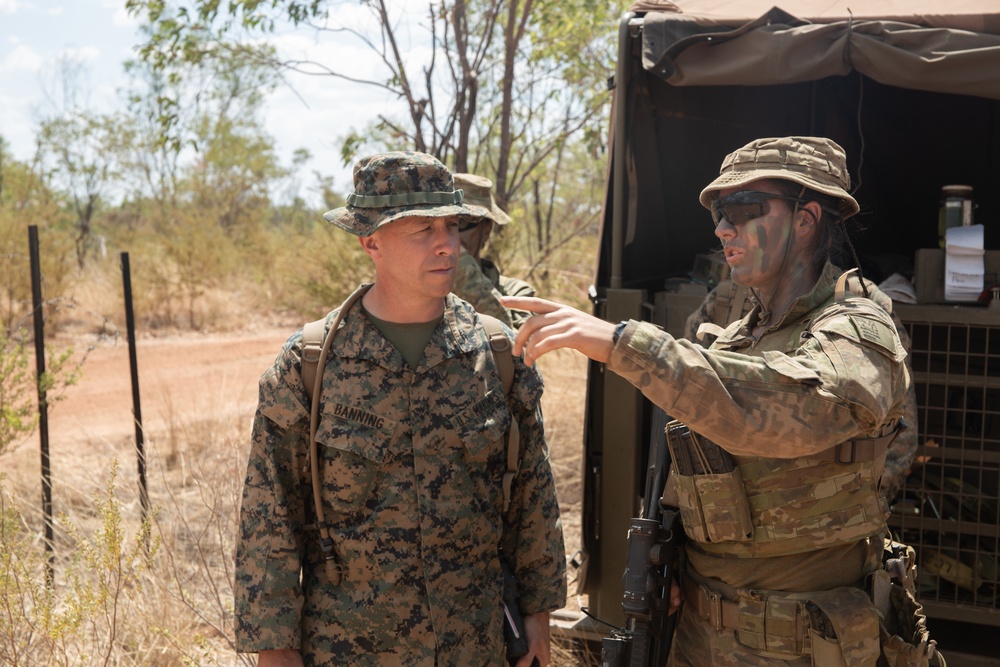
553, 3, 1000, 665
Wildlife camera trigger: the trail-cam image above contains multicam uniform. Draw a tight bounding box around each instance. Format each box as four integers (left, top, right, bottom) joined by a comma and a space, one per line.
235, 291, 566, 666
454, 252, 536, 329
683, 276, 919, 503
610, 262, 910, 666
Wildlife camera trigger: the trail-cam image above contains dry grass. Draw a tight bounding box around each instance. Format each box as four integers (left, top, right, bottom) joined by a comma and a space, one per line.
2, 314, 595, 666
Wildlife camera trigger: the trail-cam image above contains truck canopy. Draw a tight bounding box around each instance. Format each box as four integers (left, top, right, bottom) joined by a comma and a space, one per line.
635, 1, 1000, 100
575, 3, 1000, 656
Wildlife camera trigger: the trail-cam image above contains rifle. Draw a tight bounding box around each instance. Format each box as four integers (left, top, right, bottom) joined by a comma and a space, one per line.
601, 407, 682, 667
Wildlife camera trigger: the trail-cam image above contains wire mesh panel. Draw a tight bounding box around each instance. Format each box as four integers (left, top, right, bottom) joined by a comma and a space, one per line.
891, 305, 1000, 625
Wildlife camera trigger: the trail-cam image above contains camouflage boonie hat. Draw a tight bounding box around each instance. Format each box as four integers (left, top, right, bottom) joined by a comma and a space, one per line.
323, 151, 484, 237
453, 173, 512, 225
699, 136, 860, 219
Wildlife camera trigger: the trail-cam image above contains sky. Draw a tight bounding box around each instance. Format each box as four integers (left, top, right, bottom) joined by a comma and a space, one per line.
0, 0, 418, 205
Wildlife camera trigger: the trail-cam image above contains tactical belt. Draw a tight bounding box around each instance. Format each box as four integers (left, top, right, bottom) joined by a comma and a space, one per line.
680, 570, 815, 653
680, 571, 743, 633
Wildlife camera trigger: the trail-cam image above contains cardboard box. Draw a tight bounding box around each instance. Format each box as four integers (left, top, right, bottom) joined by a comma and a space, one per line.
914, 248, 1000, 304
653, 284, 709, 339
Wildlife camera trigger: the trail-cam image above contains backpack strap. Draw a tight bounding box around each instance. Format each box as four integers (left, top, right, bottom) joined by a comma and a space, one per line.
304, 283, 371, 585
478, 314, 520, 514
301, 317, 327, 404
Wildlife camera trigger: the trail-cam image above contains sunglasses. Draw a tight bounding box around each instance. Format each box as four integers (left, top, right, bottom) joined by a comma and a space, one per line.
710, 191, 809, 227
458, 217, 485, 233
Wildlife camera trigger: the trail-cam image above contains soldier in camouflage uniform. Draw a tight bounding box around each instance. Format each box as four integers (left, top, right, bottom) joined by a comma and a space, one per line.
683, 276, 919, 503
235, 152, 566, 667
451, 173, 536, 328
503, 137, 913, 666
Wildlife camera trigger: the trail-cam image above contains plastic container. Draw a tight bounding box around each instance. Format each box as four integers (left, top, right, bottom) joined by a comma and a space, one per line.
938, 184, 975, 247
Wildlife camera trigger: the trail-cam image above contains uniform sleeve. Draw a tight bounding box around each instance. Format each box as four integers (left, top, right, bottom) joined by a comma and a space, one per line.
497, 274, 537, 330
452, 251, 514, 327
880, 313, 918, 501
503, 352, 567, 615
234, 339, 311, 652
607, 305, 910, 459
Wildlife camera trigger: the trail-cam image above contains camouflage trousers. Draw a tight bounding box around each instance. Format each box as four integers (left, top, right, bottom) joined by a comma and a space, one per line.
668, 572, 881, 667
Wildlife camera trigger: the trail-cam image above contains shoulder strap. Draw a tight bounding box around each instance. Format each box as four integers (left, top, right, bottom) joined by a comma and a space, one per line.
478, 314, 520, 514
304, 283, 371, 585
301, 318, 327, 404
479, 314, 515, 393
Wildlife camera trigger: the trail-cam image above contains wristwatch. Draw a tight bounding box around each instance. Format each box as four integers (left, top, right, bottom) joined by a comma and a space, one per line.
612, 320, 628, 344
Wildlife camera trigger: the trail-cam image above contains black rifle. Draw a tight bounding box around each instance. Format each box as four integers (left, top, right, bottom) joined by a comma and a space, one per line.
500, 548, 540, 667
601, 407, 682, 667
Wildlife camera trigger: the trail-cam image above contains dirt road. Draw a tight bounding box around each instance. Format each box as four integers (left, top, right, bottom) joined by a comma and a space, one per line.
40, 327, 291, 451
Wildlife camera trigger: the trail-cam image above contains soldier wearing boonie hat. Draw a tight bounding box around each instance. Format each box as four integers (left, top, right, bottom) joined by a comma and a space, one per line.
496, 136, 918, 665
322, 151, 487, 236
699, 136, 860, 218
236, 151, 566, 666
451, 172, 537, 329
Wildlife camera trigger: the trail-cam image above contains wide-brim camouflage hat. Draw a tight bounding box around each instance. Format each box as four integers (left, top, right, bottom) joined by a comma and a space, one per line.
453, 173, 512, 225
699, 136, 860, 219
323, 151, 487, 236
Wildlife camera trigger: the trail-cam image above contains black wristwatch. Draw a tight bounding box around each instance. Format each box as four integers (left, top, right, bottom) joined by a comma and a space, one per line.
612, 320, 628, 345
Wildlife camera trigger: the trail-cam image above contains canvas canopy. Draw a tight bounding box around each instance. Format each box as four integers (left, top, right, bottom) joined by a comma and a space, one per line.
629, 1, 1000, 100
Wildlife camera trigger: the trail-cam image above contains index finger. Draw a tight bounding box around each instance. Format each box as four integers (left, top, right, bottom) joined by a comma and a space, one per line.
498, 295, 563, 315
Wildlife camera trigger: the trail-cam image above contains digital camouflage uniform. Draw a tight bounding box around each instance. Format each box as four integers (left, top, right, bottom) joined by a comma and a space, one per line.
235, 292, 566, 665
612, 262, 910, 666
235, 152, 566, 666
683, 276, 919, 502
454, 252, 536, 328
450, 172, 537, 329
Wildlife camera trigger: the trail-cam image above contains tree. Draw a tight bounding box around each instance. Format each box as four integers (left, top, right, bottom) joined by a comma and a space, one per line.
36, 112, 125, 269
0, 141, 74, 332
126, 0, 627, 255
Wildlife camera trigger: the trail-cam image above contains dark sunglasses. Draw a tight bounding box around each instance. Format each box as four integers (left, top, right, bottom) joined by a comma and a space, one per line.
458, 217, 485, 233
710, 191, 809, 227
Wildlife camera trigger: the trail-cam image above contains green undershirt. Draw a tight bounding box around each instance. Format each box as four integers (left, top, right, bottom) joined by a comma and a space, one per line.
363, 307, 442, 369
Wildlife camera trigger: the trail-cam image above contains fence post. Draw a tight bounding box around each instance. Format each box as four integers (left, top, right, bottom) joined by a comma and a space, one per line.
28, 225, 55, 585
120, 252, 149, 527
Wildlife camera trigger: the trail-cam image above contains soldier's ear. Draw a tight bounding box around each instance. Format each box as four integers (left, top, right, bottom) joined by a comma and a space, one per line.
359, 233, 380, 259
799, 201, 822, 227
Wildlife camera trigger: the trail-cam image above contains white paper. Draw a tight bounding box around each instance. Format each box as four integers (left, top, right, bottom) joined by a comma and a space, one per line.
945, 224, 985, 301
946, 224, 985, 252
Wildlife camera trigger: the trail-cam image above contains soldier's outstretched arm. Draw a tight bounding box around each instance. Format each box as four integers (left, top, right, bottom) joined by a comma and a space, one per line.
501, 296, 615, 365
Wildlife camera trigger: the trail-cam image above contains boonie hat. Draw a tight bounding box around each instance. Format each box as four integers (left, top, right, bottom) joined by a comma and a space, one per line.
699, 136, 860, 219
453, 173, 512, 226
323, 151, 487, 237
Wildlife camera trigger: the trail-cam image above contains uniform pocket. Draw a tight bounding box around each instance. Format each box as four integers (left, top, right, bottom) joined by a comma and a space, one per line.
671, 466, 754, 544
450, 388, 511, 462
315, 405, 392, 514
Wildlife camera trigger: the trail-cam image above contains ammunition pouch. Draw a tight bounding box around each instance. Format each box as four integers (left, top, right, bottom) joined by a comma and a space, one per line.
665, 422, 754, 544
680, 571, 881, 666
868, 539, 941, 667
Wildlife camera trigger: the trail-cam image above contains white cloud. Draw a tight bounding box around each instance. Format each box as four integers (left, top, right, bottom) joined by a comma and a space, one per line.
46, 5, 63, 16
56, 45, 101, 64
0, 43, 43, 73
0, 0, 19, 15
110, 5, 136, 28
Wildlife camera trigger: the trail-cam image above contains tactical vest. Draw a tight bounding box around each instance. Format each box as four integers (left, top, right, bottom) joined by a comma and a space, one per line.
672, 278, 902, 558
